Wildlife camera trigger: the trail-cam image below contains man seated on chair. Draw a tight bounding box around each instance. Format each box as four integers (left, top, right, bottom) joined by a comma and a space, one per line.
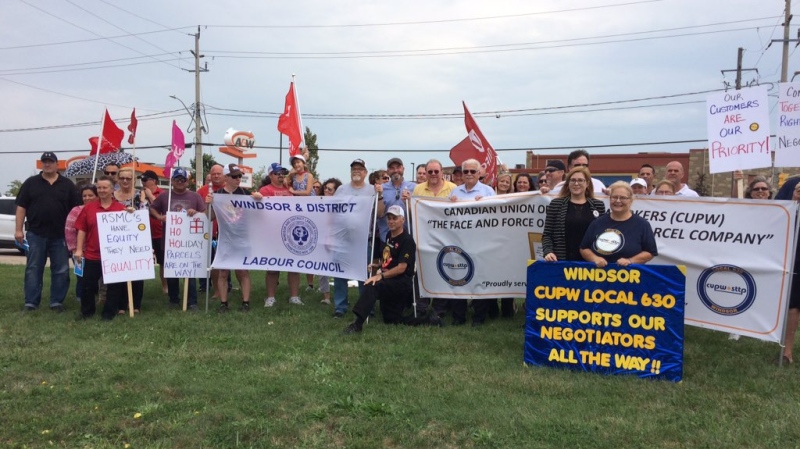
343, 205, 442, 334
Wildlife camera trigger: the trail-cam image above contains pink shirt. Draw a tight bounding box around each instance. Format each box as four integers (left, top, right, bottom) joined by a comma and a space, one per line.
64, 205, 84, 252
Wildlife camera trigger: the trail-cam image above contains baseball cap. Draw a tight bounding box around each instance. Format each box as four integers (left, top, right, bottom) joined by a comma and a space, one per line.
269, 163, 287, 174
223, 163, 243, 176
387, 157, 403, 168
545, 160, 566, 172
386, 205, 405, 218
171, 167, 188, 180
139, 170, 159, 181
631, 178, 647, 188
40, 152, 58, 162
350, 158, 367, 169
290, 154, 306, 163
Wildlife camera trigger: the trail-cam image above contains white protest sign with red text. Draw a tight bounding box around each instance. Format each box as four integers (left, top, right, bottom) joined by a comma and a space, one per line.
706, 86, 771, 174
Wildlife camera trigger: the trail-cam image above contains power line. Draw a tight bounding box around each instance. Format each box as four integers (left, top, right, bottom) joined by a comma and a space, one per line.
0, 52, 184, 75
205, 25, 771, 60
0, 27, 192, 50
204, 0, 663, 29
202, 88, 723, 120
95, 0, 188, 37
0, 109, 184, 132
18, 0, 182, 71
0, 138, 710, 155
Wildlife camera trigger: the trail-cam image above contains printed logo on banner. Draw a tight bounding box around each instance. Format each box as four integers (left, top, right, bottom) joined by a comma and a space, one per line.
696, 264, 757, 316
594, 229, 624, 255
281, 215, 318, 256
436, 245, 475, 286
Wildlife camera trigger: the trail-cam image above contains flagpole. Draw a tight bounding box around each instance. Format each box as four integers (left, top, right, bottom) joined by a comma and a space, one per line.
90, 109, 107, 184
292, 74, 305, 149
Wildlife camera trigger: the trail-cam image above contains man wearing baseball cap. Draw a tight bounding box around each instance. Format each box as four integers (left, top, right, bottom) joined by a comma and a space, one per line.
377, 157, 416, 247
150, 167, 207, 310
258, 162, 301, 307
16, 151, 81, 312
330, 158, 384, 318
343, 205, 443, 333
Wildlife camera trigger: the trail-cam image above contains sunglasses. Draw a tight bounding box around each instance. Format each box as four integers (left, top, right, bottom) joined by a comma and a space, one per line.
173, 178, 187, 182
545, 168, 559, 173
104, 171, 118, 175
752, 187, 769, 192
427, 170, 440, 175
463, 169, 478, 175
382, 176, 390, 181
118, 177, 133, 181
572, 163, 589, 167
230, 174, 242, 179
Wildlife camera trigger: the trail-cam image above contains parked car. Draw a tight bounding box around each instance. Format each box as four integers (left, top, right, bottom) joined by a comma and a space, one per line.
0, 196, 21, 252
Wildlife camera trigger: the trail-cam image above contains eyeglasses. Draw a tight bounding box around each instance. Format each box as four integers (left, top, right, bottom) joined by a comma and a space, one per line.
752, 187, 769, 192
118, 177, 133, 181
173, 178, 187, 182
572, 163, 589, 168
610, 195, 631, 202
230, 175, 242, 179
104, 171, 118, 176
427, 170, 440, 175
324, 187, 335, 192
569, 178, 586, 184
463, 169, 478, 175
313, 185, 322, 190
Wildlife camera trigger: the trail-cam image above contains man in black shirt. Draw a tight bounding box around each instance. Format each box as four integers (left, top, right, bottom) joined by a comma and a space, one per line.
343, 205, 442, 333
15, 152, 81, 312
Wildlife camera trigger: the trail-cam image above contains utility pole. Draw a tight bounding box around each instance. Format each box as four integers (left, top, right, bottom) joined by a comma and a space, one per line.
720, 48, 758, 198
183, 26, 209, 186
782, 0, 792, 83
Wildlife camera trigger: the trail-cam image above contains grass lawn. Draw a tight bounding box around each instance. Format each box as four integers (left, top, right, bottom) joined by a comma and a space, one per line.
0, 264, 798, 449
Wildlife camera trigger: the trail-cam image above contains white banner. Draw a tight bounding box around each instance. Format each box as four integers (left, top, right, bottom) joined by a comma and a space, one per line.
413, 194, 797, 343
411, 192, 548, 299
776, 82, 800, 167
163, 212, 211, 278
706, 85, 771, 174
97, 209, 155, 283
211, 195, 374, 280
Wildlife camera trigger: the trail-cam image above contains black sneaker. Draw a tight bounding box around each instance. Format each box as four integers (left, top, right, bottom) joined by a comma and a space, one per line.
168, 303, 180, 310
342, 321, 363, 334
188, 304, 199, 312
333, 311, 345, 319
240, 302, 250, 312
218, 302, 229, 313
51, 305, 65, 313
23, 305, 36, 312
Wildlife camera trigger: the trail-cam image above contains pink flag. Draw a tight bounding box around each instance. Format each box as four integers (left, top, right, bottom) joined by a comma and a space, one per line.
171, 120, 185, 158
164, 120, 185, 177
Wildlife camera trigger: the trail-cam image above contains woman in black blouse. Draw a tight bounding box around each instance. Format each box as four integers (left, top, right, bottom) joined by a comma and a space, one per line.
542, 167, 606, 262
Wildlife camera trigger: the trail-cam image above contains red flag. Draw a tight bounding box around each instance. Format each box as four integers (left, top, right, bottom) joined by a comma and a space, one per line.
89, 109, 124, 155
450, 102, 498, 187
277, 82, 303, 157
127, 108, 138, 145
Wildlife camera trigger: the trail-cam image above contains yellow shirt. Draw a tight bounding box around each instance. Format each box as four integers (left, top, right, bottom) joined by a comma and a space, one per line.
412, 181, 458, 198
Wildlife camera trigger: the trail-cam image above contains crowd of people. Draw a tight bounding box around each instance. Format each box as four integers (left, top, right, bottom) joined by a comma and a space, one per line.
12, 150, 800, 361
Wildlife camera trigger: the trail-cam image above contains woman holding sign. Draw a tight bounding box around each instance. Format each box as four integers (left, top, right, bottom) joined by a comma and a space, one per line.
580, 181, 657, 268
74, 176, 127, 320
542, 167, 606, 262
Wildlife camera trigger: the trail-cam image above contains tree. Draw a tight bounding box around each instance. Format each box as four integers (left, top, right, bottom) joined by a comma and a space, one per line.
252, 165, 267, 188
5, 179, 22, 197
189, 153, 219, 189
304, 127, 319, 181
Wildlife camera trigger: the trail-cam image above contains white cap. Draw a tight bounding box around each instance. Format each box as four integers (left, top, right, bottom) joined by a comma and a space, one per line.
631, 178, 647, 188
386, 205, 405, 218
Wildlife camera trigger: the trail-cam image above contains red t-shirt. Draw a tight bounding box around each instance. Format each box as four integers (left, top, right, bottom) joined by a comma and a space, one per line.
259, 184, 292, 197
75, 200, 126, 261
148, 187, 165, 239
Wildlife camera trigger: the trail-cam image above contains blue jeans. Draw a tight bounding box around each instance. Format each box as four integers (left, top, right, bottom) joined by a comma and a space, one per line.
168, 277, 197, 306
333, 277, 364, 315
24, 231, 70, 309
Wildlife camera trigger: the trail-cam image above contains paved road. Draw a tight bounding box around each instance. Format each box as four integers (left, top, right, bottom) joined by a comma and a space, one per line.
0, 248, 27, 265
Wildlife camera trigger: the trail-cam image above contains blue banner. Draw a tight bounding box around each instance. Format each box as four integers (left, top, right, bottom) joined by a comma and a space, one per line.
525, 262, 685, 382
